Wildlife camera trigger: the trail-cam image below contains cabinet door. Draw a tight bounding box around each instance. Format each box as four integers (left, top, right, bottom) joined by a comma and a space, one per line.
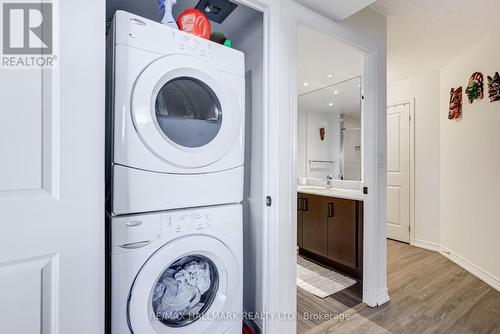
327, 198, 357, 267
297, 193, 303, 248
357, 201, 364, 269
302, 194, 328, 257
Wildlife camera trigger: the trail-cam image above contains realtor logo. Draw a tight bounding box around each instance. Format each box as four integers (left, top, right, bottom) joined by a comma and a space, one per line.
1, 1, 56, 68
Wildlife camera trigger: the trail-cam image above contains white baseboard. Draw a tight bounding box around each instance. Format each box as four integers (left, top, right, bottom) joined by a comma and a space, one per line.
411, 239, 500, 292
412, 239, 440, 252
439, 247, 500, 293
376, 288, 390, 306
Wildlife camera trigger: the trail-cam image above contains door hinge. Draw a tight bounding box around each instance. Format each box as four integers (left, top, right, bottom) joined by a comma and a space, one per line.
266, 196, 272, 207
363, 187, 368, 195
409, 226, 411, 232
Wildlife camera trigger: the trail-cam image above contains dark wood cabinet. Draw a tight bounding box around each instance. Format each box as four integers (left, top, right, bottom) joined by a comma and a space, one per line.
357, 201, 364, 269
327, 198, 357, 267
297, 194, 303, 248
301, 194, 328, 257
297, 192, 364, 278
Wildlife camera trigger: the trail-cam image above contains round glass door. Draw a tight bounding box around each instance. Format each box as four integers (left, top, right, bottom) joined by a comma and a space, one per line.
155, 77, 222, 148
127, 235, 239, 334
131, 55, 242, 168
151, 255, 219, 327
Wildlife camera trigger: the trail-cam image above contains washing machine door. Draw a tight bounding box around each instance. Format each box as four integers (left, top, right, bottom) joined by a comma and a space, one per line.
131, 54, 241, 168
127, 235, 240, 334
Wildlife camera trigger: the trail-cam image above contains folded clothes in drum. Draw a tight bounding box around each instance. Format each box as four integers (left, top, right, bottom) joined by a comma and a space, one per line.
153, 256, 212, 320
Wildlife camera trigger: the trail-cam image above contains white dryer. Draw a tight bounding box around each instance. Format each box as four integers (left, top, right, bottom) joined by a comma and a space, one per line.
107, 11, 245, 215
110, 204, 243, 334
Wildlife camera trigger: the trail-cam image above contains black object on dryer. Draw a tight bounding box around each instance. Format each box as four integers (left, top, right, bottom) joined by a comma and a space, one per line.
195, 0, 237, 23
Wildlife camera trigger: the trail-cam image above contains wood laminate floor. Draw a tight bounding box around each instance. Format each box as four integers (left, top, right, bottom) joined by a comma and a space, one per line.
297, 240, 500, 334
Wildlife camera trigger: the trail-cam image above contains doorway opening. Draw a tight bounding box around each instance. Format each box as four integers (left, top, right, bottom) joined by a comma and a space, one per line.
295, 24, 366, 333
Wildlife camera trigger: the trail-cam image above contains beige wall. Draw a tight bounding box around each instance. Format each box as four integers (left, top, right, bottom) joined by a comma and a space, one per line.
388, 33, 500, 290
388, 71, 441, 246
440, 33, 500, 284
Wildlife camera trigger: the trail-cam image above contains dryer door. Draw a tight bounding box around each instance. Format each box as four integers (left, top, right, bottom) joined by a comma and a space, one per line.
131, 54, 242, 168
127, 235, 240, 334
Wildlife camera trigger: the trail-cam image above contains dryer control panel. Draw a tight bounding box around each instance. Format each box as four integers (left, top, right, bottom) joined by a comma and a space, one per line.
177, 33, 215, 58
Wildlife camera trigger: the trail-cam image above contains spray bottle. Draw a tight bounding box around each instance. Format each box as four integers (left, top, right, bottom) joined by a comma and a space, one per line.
157, 0, 178, 29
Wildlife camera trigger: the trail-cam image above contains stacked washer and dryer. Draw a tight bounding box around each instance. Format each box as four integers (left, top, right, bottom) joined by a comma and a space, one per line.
106, 11, 245, 334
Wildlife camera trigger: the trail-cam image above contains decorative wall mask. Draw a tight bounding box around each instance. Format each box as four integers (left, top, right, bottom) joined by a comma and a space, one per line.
319, 127, 325, 141
448, 87, 463, 120
487, 72, 500, 102
465, 72, 484, 103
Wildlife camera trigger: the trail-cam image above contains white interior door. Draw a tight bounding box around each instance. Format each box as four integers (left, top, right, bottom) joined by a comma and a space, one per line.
386, 102, 410, 242
0, 1, 104, 333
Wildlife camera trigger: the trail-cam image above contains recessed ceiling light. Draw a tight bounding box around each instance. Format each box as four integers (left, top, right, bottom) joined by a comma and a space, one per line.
358, 84, 361, 87
303, 82, 309, 87
334, 91, 339, 94
327, 74, 335, 78
329, 102, 333, 106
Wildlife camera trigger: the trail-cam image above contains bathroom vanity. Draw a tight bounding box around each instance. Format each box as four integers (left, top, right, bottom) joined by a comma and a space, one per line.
297, 186, 364, 279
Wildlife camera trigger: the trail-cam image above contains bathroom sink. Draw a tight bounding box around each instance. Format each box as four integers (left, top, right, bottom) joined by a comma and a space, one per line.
298, 185, 328, 191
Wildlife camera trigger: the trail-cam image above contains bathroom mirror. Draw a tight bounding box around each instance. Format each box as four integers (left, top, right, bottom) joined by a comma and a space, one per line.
297, 77, 362, 181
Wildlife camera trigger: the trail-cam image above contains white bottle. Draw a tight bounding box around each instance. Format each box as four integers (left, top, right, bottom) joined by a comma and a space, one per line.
159, 0, 178, 29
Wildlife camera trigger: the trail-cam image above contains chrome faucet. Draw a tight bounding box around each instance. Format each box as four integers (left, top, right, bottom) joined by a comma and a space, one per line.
326, 175, 333, 188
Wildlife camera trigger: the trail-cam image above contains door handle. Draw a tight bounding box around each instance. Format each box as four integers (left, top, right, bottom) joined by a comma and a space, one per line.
119, 240, 153, 249
328, 202, 334, 218
297, 198, 302, 211
303, 198, 308, 212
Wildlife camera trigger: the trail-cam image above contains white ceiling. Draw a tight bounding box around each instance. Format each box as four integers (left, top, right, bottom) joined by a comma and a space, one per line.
297, 25, 364, 96
294, 0, 376, 21
371, 0, 500, 81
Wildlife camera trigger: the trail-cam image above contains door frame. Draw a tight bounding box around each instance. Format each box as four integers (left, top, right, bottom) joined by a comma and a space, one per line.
230, 0, 280, 333
272, 3, 389, 333
387, 99, 416, 245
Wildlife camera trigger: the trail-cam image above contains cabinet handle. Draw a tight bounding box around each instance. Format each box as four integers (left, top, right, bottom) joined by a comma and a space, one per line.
297, 198, 302, 211
328, 202, 334, 218
303, 198, 308, 212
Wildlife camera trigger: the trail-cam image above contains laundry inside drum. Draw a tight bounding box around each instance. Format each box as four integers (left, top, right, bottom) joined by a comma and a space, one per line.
151, 255, 219, 327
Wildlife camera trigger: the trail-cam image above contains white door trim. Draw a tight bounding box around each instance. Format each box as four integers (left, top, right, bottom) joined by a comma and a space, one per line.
387, 99, 415, 245
210, 2, 388, 333
272, 4, 389, 334
230, 1, 280, 333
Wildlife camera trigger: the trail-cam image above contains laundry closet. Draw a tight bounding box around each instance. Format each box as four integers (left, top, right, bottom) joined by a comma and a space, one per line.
105, 1, 264, 333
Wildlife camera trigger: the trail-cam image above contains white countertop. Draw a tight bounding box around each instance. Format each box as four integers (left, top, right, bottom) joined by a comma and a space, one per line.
297, 185, 364, 201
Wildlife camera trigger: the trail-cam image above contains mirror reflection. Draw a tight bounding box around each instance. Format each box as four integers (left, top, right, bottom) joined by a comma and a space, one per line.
298, 77, 362, 181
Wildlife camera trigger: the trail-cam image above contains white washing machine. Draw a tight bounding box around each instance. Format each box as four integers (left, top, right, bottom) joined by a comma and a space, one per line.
110, 204, 243, 334
107, 11, 245, 215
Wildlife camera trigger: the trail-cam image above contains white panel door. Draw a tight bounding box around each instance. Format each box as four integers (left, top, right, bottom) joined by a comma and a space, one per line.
0, 1, 104, 333
386, 103, 410, 242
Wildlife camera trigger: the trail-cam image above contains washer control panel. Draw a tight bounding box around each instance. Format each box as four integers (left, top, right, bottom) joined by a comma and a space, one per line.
162, 211, 212, 234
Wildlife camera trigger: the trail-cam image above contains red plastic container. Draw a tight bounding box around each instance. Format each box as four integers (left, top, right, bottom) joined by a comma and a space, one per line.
243, 321, 256, 334
177, 8, 211, 40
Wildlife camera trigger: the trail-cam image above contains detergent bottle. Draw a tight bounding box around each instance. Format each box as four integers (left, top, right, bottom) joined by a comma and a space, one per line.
158, 0, 178, 29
